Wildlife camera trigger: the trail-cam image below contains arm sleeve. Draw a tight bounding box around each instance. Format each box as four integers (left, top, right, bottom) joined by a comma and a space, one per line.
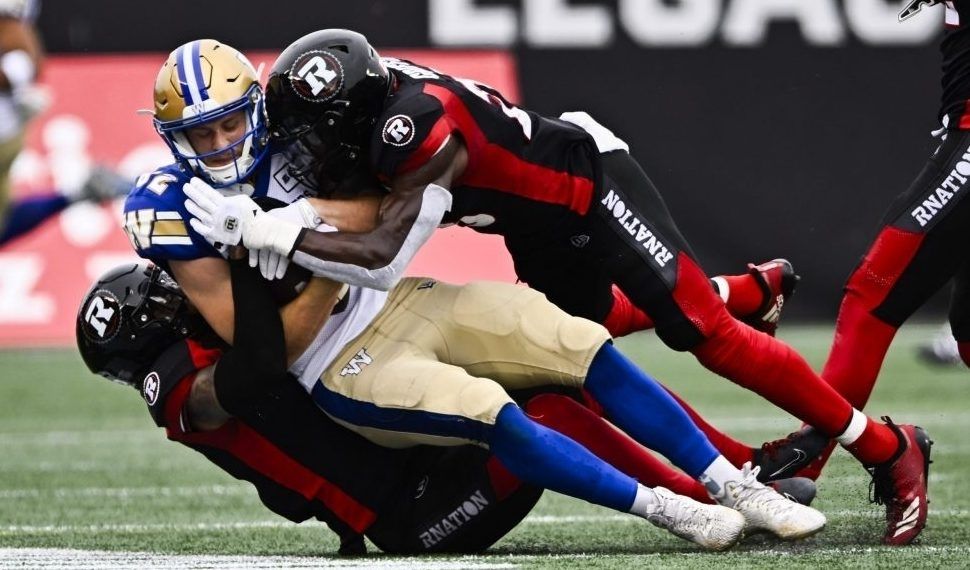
212, 257, 288, 416
291, 183, 452, 291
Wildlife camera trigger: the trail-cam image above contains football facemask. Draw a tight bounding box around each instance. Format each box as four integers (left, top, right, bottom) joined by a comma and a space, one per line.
153, 39, 269, 188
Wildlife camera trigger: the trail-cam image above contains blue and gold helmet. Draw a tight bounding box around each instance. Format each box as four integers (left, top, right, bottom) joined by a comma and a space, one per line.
152, 39, 268, 187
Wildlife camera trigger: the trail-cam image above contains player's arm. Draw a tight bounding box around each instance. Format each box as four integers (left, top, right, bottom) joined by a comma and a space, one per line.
306, 195, 383, 233
170, 257, 234, 343
184, 249, 323, 430
171, 253, 342, 362
183, 127, 463, 289
287, 136, 465, 290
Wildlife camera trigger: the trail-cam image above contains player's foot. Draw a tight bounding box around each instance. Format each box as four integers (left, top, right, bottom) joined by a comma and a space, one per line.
715, 462, 826, 540
866, 418, 933, 545
79, 165, 132, 203
645, 487, 745, 551
741, 258, 799, 336
768, 477, 817, 506
753, 425, 831, 482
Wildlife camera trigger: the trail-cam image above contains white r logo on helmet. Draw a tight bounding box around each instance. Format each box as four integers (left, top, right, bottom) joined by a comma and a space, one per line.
289, 51, 344, 103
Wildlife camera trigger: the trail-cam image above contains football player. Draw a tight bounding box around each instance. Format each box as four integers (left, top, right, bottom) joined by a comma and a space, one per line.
125, 38, 805, 490
0, 0, 128, 247
182, 29, 931, 545
78, 256, 827, 551
759, 0, 967, 495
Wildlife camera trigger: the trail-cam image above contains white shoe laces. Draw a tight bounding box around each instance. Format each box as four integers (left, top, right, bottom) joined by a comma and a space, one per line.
730, 463, 794, 518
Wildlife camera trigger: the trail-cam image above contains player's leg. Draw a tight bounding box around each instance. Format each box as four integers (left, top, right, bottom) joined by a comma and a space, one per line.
414, 278, 824, 539
509, 240, 757, 473
784, 133, 970, 481
313, 283, 745, 550
590, 149, 930, 544
606, 258, 798, 337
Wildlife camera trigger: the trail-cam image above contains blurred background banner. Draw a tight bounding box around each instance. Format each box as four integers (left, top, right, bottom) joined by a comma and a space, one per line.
1, 0, 947, 345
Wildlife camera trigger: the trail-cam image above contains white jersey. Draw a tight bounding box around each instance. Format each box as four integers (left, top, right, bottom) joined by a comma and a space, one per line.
289, 285, 389, 393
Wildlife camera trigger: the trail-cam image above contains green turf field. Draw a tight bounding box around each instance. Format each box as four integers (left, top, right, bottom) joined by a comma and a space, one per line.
0, 324, 966, 568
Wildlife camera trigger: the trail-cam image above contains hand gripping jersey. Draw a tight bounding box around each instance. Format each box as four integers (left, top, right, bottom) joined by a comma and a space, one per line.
370, 58, 601, 236
122, 149, 315, 273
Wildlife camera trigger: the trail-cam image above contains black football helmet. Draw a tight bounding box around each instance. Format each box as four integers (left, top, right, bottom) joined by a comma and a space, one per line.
76, 262, 202, 388
266, 29, 390, 188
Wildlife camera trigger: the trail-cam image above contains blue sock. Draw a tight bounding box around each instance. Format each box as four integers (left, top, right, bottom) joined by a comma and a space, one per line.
584, 343, 719, 478
0, 194, 70, 246
489, 403, 638, 512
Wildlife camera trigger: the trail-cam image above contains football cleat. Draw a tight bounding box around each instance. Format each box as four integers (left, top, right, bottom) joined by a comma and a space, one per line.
867, 418, 933, 546
645, 487, 745, 551
716, 463, 826, 540
768, 477, 817, 506
753, 426, 831, 483
741, 258, 799, 336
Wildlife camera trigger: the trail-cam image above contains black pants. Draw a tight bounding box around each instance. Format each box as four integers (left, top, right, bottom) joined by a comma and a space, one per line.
852, 129, 970, 338
507, 150, 712, 350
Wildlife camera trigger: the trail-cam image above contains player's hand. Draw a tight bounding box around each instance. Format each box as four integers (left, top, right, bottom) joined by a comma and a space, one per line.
183, 177, 257, 247
249, 248, 290, 280
183, 177, 304, 255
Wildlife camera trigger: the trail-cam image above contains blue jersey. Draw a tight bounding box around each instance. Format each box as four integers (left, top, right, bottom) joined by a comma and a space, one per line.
122, 151, 314, 273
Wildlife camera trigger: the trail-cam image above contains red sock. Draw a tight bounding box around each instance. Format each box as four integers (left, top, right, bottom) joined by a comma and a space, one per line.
525, 393, 712, 504
719, 274, 763, 316
661, 386, 754, 468
843, 418, 899, 465
604, 285, 654, 337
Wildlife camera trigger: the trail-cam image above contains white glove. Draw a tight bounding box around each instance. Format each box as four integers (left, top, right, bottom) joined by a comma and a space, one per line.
183, 177, 303, 254
250, 247, 290, 280
247, 198, 323, 279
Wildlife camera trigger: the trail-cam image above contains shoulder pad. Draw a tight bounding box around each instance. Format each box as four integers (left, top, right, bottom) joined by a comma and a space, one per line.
370, 88, 452, 180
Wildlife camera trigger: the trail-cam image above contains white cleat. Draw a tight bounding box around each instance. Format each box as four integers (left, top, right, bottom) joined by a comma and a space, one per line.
718, 462, 827, 539
645, 487, 746, 551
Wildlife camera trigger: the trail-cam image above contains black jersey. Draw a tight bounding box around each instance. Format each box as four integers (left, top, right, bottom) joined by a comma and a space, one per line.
142, 337, 538, 553
941, 1, 970, 122
369, 58, 600, 237
143, 338, 422, 544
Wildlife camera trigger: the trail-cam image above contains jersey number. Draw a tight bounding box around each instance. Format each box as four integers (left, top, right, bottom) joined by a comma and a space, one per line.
456, 78, 532, 141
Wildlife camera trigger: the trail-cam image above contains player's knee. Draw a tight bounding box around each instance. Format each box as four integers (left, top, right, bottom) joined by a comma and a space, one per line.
523, 393, 580, 424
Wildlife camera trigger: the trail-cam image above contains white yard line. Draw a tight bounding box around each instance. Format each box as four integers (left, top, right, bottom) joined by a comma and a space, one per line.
2, 509, 968, 535
0, 484, 249, 499
0, 548, 515, 569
